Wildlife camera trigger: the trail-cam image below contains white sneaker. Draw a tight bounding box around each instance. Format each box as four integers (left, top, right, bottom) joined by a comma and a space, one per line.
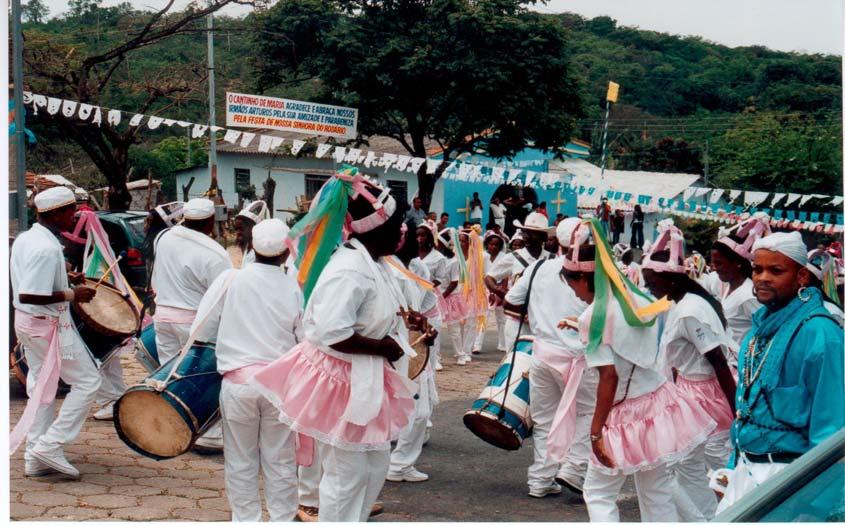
386, 468, 429, 482
24, 458, 53, 477
193, 435, 224, 454
528, 482, 562, 498
29, 446, 79, 479
93, 401, 115, 421
456, 356, 469, 366
434, 361, 443, 371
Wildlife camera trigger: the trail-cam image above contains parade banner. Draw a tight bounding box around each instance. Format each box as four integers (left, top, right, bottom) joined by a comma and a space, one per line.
225, 92, 358, 139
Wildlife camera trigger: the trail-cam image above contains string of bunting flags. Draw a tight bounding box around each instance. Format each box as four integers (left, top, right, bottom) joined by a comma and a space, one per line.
22, 91, 844, 232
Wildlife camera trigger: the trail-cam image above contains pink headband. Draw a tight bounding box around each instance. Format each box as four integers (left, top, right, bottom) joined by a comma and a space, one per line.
337, 171, 397, 234
562, 222, 595, 272
716, 218, 771, 261
642, 225, 686, 273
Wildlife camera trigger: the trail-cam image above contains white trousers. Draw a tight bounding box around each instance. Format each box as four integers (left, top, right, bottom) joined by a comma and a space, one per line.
220, 381, 298, 522
472, 307, 506, 351
17, 328, 101, 457
584, 462, 679, 522
503, 316, 531, 351
95, 356, 126, 405
388, 405, 428, 476
528, 359, 595, 491
672, 443, 718, 521
429, 317, 442, 366
449, 318, 477, 359
318, 445, 390, 522
154, 320, 192, 364
298, 445, 323, 508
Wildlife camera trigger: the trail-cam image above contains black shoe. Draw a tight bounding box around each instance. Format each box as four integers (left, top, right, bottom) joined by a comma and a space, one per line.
555, 476, 584, 497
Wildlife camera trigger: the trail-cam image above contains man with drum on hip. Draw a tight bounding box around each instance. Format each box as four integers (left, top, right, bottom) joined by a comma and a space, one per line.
10, 187, 102, 479
485, 212, 556, 351
505, 218, 597, 499
191, 219, 303, 521
151, 197, 232, 452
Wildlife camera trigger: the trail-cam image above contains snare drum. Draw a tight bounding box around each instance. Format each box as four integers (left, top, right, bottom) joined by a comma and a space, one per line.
463, 336, 533, 450
134, 324, 160, 374
72, 279, 139, 365
114, 343, 220, 460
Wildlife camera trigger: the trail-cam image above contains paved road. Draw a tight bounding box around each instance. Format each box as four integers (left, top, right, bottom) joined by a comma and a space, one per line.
10, 324, 640, 521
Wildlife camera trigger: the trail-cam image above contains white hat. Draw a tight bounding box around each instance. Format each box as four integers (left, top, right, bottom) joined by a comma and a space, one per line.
556, 217, 582, 248
513, 212, 554, 234
252, 218, 290, 257
183, 198, 215, 220
752, 231, 808, 267
237, 200, 270, 224
34, 186, 75, 212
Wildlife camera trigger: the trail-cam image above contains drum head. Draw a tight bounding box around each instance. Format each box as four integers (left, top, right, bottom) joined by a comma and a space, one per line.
74, 279, 139, 337
114, 388, 193, 459
407, 330, 429, 380
463, 411, 521, 451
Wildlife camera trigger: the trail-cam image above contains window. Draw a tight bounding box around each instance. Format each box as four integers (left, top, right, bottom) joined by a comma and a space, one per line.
234, 168, 251, 192
386, 180, 408, 206
305, 174, 331, 200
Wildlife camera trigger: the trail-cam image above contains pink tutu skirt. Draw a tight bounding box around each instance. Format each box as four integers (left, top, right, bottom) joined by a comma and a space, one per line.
675, 375, 734, 437
251, 341, 415, 451
596, 381, 717, 475
439, 293, 469, 324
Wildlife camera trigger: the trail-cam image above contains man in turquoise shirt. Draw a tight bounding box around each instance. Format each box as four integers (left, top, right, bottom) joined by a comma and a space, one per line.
713, 231, 844, 512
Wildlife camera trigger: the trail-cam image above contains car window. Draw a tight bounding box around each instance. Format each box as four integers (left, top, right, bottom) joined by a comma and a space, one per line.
125, 216, 148, 245
101, 220, 129, 254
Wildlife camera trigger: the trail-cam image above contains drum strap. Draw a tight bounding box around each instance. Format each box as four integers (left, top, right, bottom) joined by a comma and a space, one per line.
146, 270, 237, 391
497, 259, 545, 421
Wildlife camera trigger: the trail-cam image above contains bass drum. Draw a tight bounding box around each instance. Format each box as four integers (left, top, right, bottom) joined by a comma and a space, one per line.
463, 336, 534, 451
134, 323, 160, 374
114, 343, 221, 460
72, 279, 139, 365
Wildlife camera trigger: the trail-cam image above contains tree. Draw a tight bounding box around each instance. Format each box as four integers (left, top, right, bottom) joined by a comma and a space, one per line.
253, 0, 584, 208
23, 0, 259, 209
22, 0, 50, 23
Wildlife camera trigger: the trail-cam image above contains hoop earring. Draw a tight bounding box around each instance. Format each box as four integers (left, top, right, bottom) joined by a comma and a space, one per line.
798, 286, 811, 303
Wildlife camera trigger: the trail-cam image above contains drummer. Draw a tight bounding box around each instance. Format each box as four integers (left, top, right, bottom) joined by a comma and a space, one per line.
150, 197, 232, 452
505, 218, 596, 499
191, 219, 303, 521
234, 200, 270, 267
10, 187, 102, 479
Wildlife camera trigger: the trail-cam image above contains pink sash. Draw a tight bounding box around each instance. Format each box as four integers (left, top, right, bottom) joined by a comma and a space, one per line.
10, 313, 63, 455
542, 340, 587, 463
153, 305, 197, 325
224, 363, 313, 467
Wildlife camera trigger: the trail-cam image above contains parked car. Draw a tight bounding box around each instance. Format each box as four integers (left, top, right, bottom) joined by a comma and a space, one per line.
66, 210, 150, 294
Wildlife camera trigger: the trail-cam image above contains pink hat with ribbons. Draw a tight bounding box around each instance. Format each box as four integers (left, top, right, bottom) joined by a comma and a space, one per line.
642, 224, 686, 273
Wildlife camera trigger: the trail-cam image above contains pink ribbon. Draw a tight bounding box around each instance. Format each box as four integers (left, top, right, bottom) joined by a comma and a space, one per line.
544, 345, 587, 464
9, 313, 63, 455
295, 433, 315, 467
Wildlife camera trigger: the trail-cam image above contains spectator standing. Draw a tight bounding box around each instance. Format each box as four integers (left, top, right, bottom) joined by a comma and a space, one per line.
469, 193, 483, 225
595, 198, 611, 235
611, 209, 625, 245
406, 197, 427, 227
438, 213, 450, 231
631, 204, 645, 249
490, 197, 507, 230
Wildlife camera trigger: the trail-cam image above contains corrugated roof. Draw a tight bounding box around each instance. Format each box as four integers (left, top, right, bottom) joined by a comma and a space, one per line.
216, 128, 443, 157
549, 158, 700, 208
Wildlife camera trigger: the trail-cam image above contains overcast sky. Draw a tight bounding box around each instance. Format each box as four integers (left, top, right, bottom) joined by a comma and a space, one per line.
36, 0, 843, 55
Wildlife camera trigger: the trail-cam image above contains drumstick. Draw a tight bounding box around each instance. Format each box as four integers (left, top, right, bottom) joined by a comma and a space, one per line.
93, 256, 123, 289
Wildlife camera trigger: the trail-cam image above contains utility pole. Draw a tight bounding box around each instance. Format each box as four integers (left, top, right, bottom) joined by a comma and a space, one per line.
207, 9, 218, 193
12, 0, 28, 230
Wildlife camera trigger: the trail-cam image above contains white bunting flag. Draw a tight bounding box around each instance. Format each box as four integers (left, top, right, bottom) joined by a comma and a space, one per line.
240, 133, 256, 148
78, 104, 94, 121
683, 188, 696, 201
91, 108, 102, 126
129, 114, 144, 127
107, 110, 121, 126
491, 167, 506, 184
32, 95, 47, 115
176, 121, 192, 128
163, 119, 177, 127
729, 190, 743, 202
395, 155, 411, 171
315, 143, 333, 159
770, 193, 787, 207
380, 153, 398, 171
830, 196, 844, 207
708, 189, 725, 203
344, 148, 362, 164
291, 140, 306, 156
258, 135, 274, 153
799, 194, 817, 207
408, 157, 426, 173
427, 159, 443, 174
147, 116, 163, 130
524, 171, 537, 188
744, 191, 769, 206
785, 193, 801, 207
361, 151, 377, 168
333, 146, 347, 163
223, 130, 241, 144
192, 125, 208, 138
47, 97, 62, 115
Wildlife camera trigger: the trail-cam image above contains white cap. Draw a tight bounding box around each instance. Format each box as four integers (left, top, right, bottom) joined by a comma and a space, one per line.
237, 200, 270, 224
252, 218, 290, 257
183, 198, 215, 220
556, 217, 582, 248
513, 212, 554, 234
34, 187, 75, 212
752, 231, 808, 267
